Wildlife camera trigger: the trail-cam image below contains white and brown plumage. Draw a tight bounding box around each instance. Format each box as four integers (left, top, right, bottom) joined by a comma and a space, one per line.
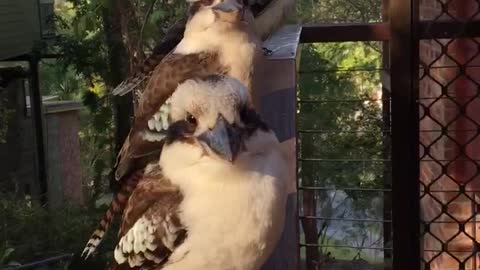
108, 166, 186, 270
111, 0, 295, 104
111, 75, 288, 270
114, 0, 262, 180
82, 0, 263, 258
82, 0, 295, 257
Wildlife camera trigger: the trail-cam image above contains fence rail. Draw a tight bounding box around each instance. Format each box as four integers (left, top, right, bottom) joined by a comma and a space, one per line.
1, 254, 73, 270
300, 20, 480, 43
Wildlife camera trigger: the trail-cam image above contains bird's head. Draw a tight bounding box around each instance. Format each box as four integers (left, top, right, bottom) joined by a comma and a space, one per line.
159, 75, 267, 171
187, 0, 244, 17
185, 0, 249, 30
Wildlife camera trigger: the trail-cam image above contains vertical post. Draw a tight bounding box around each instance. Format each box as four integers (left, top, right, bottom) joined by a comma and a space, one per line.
29, 55, 48, 207
255, 25, 301, 270
381, 0, 392, 264
390, 1, 420, 270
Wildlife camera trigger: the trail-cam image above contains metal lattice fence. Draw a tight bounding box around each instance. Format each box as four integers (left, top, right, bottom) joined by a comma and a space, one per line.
419, 1, 480, 270
297, 0, 480, 270
297, 44, 392, 270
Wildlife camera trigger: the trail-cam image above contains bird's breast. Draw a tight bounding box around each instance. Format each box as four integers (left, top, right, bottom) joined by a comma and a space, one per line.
166, 161, 285, 269
220, 41, 258, 88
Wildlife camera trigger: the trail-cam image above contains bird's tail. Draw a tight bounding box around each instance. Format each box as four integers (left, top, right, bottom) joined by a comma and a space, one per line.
111, 19, 186, 98
81, 173, 142, 259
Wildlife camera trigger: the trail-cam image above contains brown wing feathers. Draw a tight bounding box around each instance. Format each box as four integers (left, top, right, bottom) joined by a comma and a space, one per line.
109, 171, 186, 270
116, 53, 226, 181
113, 0, 291, 102
83, 0, 292, 258
135, 53, 226, 126
116, 52, 227, 180
112, 18, 187, 101
81, 52, 226, 259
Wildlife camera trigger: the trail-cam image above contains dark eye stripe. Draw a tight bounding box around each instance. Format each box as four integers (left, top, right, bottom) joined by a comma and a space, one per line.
201, 0, 214, 5
240, 106, 269, 136
165, 120, 197, 144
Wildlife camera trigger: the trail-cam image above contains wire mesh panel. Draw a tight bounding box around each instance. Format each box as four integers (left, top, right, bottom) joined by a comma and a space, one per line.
297, 41, 392, 270
419, 1, 480, 270
297, 0, 480, 269
296, 0, 383, 24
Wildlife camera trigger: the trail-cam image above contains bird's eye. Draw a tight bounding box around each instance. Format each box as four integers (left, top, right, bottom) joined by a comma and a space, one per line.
186, 113, 197, 125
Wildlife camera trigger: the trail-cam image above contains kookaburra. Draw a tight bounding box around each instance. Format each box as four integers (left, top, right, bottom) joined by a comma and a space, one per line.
113, 0, 295, 106
82, 0, 265, 258
110, 75, 288, 270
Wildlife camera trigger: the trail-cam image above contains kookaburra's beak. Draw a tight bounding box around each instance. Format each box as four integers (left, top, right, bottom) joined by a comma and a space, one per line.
198, 115, 242, 162
212, 0, 243, 12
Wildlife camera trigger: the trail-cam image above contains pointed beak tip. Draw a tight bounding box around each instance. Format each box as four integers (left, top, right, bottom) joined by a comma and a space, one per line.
197, 116, 241, 163
225, 151, 235, 163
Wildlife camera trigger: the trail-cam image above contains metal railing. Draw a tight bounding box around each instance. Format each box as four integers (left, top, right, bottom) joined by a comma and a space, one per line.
296, 0, 480, 270
1, 254, 73, 270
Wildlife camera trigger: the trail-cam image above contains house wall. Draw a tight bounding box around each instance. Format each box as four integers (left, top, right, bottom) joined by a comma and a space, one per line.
0, 0, 41, 60
45, 109, 84, 208
0, 76, 84, 207
419, 0, 480, 269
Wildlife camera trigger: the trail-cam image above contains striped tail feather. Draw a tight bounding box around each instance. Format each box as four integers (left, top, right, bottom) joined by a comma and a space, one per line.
81, 172, 143, 259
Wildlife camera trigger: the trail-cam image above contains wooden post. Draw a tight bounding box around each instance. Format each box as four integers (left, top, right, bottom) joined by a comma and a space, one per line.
254, 25, 301, 270
29, 55, 49, 207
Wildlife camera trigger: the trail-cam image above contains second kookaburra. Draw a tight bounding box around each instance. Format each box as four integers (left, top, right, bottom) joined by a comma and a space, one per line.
111, 75, 288, 270
82, 0, 263, 258
113, 0, 295, 106
116, 0, 263, 179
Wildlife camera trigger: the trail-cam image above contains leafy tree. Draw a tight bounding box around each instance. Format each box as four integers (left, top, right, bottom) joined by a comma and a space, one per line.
296, 0, 382, 23
298, 41, 385, 269
293, 1, 385, 268
1, 0, 390, 267
0, 193, 117, 268
42, 0, 188, 196
2, 1, 188, 265
0, 96, 13, 144
40, 62, 88, 100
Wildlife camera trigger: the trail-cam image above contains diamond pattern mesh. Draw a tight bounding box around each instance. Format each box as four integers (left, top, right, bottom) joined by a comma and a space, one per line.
420, 1, 480, 269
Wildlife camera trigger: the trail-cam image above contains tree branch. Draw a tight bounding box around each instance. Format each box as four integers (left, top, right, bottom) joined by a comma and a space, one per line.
137, 0, 159, 55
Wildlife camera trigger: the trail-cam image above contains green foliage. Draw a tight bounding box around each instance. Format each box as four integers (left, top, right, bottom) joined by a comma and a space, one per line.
27, 0, 388, 266
40, 62, 89, 100
143, 1, 188, 47
294, 1, 387, 265
78, 91, 115, 198
43, 0, 189, 199
0, 194, 116, 266
0, 245, 16, 267
298, 41, 386, 261
298, 43, 383, 190
56, 34, 108, 82
53, 0, 186, 81
0, 95, 13, 144
296, 0, 382, 23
